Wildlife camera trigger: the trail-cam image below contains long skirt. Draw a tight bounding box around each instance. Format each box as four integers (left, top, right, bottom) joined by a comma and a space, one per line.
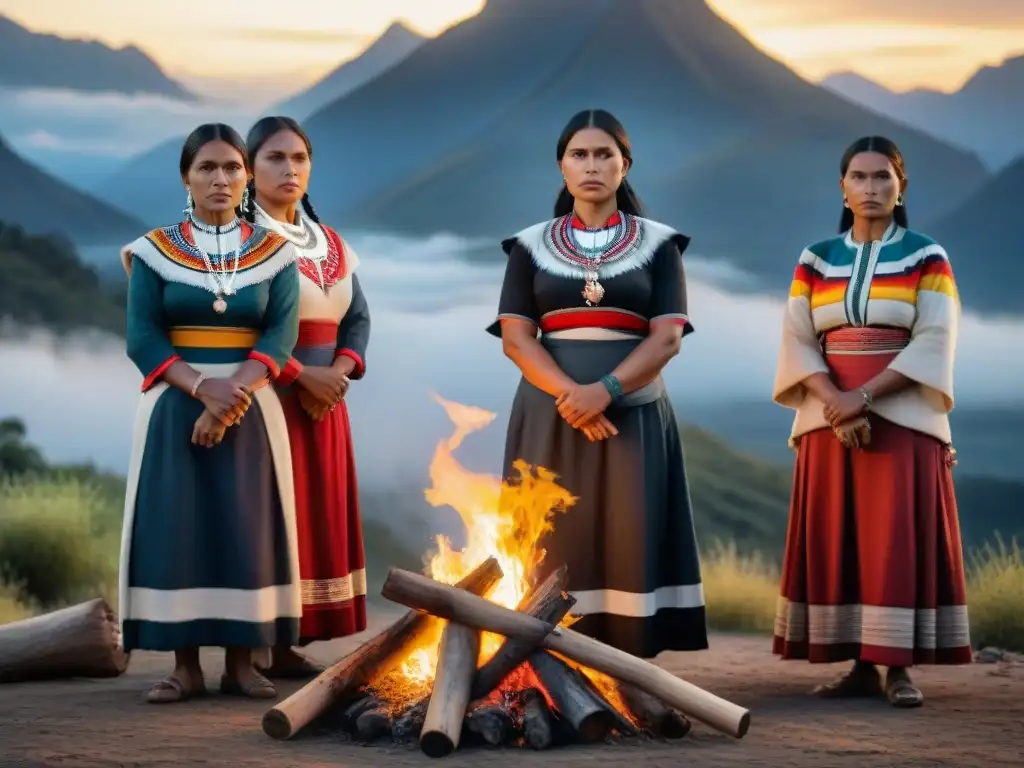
503, 336, 708, 659
278, 390, 367, 642
119, 362, 301, 652
773, 327, 972, 667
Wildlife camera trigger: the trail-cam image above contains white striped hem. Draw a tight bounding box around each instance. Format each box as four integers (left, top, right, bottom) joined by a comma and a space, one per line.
301, 569, 367, 605
774, 599, 970, 649
127, 585, 302, 624
570, 584, 705, 618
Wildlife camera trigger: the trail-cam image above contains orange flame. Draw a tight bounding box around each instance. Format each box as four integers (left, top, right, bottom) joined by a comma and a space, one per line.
374, 395, 576, 701
371, 395, 637, 727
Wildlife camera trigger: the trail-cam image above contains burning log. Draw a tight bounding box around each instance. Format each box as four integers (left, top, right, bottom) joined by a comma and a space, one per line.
520, 688, 554, 750
529, 650, 614, 743
355, 703, 392, 742
466, 702, 514, 746
420, 622, 480, 758
0, 599, 128, 683
618, 683, 691, 739
262, 557, 502, 740
380, 567, 751, 739
471, 565, 575, 700
338, 693, 376, 732
392, 697, 429, 742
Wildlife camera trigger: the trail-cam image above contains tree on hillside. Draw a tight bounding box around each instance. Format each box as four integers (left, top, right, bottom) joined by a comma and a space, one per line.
0, 417, 47, 477
0, 222, 126, 336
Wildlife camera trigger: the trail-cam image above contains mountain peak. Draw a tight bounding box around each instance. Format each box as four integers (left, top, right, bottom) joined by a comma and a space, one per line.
379, 20, 424, 42
0, 14, 193, 99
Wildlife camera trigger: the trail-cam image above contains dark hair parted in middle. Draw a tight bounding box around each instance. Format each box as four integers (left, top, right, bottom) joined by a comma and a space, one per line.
554, 109, 644, 218
244, 115, 321, 223
179, 122, 248, 178
838, 135, 908, 233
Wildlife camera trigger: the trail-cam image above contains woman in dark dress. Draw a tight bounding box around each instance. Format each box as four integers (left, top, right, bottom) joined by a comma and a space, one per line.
118, 123, 302, 703
489, 109, 708, 661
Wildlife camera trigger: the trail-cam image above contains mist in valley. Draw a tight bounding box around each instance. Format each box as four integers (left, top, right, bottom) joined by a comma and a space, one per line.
3, 231, 1023, 505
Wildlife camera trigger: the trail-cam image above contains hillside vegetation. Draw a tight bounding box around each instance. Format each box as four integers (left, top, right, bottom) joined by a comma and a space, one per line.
0, 223, 125, 335
2, 418, 1021, 650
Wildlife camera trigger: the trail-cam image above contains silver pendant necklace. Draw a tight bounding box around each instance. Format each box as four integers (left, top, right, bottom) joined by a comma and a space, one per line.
569, 220, 616, 306
189, 213, 240, 313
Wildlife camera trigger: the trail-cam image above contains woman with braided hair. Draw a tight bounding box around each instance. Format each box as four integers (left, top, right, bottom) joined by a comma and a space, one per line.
243, 115, 371, 677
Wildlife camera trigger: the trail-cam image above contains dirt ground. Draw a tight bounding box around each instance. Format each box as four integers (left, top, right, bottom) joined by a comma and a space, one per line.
1, 609, 1021, 768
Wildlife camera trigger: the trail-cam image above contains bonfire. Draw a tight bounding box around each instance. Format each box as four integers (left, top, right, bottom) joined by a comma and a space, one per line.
262, 396, 749, 756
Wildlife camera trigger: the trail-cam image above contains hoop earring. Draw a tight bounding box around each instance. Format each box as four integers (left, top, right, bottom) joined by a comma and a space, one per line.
183, 189, 194, 216
240, 185, 250, 214
897, 194, 904, 206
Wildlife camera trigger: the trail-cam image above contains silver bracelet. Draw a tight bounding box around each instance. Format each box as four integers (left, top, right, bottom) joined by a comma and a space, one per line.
857, 386, 874, 411
190, 373, 206, 398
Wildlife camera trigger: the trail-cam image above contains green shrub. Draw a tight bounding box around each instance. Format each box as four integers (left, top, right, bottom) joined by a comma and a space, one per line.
0, 477, 118, 608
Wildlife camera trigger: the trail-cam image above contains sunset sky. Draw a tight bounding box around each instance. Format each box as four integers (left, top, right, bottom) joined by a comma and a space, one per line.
2, 0, 1022, 93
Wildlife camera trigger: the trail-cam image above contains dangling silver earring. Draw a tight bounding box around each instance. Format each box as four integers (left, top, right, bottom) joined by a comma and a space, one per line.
183, 189, 194, 217
240, 185, 250, 214
843, 198, 850, 208
897, 193, 905, 206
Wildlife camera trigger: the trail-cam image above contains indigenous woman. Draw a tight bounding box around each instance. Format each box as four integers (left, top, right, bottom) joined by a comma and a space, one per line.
772, 135, 970, 708
119, 123, 302, 703
243, 116, 369, 678
490, 109, 708, 661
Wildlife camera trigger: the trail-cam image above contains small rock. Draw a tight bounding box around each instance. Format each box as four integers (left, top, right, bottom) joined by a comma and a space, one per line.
974, 647, 1007, 664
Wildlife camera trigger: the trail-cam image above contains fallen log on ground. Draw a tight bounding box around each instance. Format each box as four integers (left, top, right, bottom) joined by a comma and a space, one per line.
471, 565, 575, 700
0, 598, 129, 683
420, 621, 480, 758
380, 567, 751, 739
262, 557, 502, 740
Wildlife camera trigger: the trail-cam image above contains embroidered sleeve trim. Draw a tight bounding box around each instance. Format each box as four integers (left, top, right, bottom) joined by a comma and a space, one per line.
141, 354, 181, 391
278, 357, 304, 386
249, 350, 281, 380
336, 348, 365, 379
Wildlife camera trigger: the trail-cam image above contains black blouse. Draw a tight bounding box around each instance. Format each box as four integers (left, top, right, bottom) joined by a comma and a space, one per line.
487, 213, 693, 339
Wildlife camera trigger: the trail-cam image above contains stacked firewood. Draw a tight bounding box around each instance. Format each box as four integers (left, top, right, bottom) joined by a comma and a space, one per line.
262, 558, 750, 757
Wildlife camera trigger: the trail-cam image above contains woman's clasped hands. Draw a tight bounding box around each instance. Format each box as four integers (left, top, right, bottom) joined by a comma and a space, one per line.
192, 378, 253, 447
296, 365, 350, 422
557, 382, 619, 442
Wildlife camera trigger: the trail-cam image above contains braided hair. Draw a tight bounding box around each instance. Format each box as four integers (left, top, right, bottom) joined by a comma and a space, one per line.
245, 116, 321, 224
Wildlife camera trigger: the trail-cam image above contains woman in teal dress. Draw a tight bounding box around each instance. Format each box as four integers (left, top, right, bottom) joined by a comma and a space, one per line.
118, 123, 302, 704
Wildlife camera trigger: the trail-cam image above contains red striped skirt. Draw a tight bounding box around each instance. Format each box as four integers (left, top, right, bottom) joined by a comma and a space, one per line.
279, 321, 367, 642
773, 326, 972, 667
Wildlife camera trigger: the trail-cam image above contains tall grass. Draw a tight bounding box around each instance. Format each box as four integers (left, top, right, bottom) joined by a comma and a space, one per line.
1, 477, 1022, 656
966, 535, 1024, 651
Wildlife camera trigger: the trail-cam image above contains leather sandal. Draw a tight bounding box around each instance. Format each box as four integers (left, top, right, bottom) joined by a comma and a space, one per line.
812, 667, 884, 698
886, 675, 924, 708
146, 674, 208, 704
263, 653, 325, 680
220, 672, 277, 699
